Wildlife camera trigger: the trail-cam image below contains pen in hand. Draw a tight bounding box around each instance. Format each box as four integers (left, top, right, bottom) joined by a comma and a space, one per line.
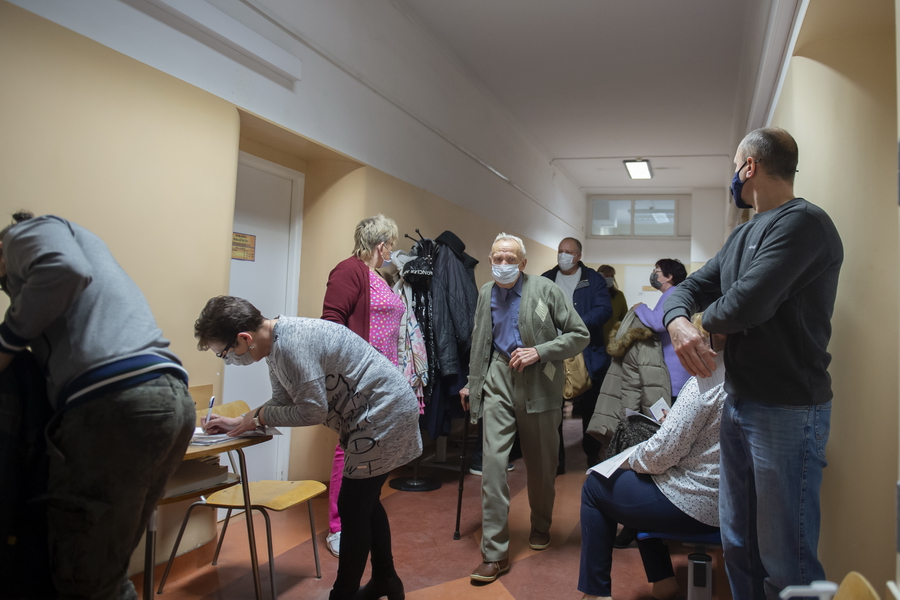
205, 395, 215, 430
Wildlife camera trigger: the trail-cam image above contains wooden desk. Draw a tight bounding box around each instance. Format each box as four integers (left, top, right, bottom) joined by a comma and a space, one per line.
145, 434, 273, 600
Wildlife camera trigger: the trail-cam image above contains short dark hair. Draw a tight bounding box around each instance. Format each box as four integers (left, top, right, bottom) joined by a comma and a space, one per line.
0, 210, 35, 242
560, 237, 582, 254
656, 258, 687, 285
738, 127, 799, 183
194, 296, 266, 351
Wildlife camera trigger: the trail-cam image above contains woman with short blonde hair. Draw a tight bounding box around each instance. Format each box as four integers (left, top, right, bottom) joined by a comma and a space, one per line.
353, 214, 399, 262
321, 213, 406, 576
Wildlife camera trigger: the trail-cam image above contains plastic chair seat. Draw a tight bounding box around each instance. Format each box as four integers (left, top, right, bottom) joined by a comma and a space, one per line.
637, 530, 722, 546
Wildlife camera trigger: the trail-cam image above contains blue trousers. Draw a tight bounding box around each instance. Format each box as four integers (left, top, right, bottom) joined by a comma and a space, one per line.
719, 396, 831, 600
579, 469, 718, 596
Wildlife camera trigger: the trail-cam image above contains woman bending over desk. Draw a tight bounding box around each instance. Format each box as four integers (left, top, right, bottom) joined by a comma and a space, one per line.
195, 296, 421, 600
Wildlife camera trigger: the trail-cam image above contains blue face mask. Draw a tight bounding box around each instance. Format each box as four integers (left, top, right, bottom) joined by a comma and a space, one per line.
730, 161, 753, 210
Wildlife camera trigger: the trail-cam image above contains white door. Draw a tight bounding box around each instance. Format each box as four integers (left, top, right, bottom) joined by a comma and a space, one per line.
224, 152, 303, 483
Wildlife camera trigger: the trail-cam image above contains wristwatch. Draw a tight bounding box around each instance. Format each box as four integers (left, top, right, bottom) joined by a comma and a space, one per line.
252, 407, 264, 429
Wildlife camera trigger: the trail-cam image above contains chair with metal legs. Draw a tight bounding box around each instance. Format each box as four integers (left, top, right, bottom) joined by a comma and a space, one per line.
636, 530, 722, 600
158, 477, 326, 597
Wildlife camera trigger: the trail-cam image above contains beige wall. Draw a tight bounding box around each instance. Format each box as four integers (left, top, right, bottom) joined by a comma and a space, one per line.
0, 2, 242, 572
773, 20, 898, 587
0, 2, 239, 382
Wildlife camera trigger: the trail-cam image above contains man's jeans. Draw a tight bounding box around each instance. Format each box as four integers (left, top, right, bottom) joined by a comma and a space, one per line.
720, 395, 831, 600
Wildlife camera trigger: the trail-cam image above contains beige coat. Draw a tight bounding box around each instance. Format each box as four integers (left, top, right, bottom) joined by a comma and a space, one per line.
587, 309, 671, 440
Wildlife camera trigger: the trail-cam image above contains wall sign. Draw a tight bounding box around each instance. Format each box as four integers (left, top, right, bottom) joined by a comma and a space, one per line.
232, 232, 256, 261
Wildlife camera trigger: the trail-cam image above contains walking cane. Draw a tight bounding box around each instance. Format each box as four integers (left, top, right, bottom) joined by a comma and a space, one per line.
453, 406, 471, 540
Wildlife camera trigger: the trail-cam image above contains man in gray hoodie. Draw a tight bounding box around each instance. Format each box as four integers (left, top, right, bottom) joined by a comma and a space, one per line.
0, 213, 194, 600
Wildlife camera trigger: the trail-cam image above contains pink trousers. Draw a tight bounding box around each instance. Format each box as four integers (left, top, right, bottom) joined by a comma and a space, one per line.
329, 443, 344, 533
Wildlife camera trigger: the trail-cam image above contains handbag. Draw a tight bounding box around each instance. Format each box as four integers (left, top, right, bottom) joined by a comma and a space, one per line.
604, 414, 660, 458
562, 352, 591, 399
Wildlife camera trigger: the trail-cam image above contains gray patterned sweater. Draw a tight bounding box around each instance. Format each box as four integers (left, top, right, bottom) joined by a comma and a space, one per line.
260, 318, 422, 479
628, 376, 726, 526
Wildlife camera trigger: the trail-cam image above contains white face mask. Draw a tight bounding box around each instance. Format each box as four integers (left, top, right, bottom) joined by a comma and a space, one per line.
557, 252, 576, 271
223, 348, 256, 366
604, 277, 615, 289
492, 263, 521, 285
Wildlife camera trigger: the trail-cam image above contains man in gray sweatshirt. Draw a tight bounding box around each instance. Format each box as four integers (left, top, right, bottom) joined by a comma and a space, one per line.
663, 128, 843, 600
0, 213, 194, 600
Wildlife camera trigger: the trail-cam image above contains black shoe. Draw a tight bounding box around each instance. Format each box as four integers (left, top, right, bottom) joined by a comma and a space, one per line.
355, 574, 405, 600
613, 527, 637, 549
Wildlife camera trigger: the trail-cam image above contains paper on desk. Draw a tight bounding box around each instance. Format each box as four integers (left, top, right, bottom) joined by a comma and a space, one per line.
587, 445, 639, 478
696, 353, 726, 395
190, 426, 281, 446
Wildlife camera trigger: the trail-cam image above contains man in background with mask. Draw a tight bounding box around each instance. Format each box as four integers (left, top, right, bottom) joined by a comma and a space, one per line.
460, 232, 589, 583
0, 212, 194, 600
541, 237, 612, 470
663, 127, 843, 599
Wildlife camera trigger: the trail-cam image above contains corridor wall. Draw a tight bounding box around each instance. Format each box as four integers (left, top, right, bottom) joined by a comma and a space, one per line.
772, 4, 898, 586
0, 1, 242, 573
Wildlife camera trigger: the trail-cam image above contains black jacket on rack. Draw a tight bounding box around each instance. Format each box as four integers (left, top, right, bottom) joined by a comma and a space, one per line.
430, 230, 479, 378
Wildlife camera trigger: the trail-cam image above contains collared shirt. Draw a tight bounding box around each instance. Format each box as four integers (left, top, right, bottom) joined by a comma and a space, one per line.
490, 274, 523, 358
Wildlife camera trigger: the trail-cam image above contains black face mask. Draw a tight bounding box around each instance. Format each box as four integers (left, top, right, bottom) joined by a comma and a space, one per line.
650, 272, 663, 290
730, 160, 755, 210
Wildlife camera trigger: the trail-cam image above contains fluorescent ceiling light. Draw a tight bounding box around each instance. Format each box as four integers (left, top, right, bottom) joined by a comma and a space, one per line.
624, 159, 652, 179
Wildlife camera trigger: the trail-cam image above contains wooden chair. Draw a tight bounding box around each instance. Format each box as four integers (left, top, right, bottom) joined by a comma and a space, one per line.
780, 571, 880, 600
157, 400, 326, 598
835, 572, 880, 600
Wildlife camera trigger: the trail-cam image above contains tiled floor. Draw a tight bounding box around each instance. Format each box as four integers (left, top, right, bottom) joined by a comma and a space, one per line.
139, 416, 731, 599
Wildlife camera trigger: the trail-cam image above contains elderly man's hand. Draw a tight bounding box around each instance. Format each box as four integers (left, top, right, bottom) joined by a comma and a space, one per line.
667, 317, 717, 378
459, 387, 470, 411
509, 347, 540, 372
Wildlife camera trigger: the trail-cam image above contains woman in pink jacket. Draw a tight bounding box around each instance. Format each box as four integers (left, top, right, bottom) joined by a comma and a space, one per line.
321, 214, 405, 566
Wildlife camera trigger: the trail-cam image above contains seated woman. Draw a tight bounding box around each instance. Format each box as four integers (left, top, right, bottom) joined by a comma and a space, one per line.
578, 332, 725, 600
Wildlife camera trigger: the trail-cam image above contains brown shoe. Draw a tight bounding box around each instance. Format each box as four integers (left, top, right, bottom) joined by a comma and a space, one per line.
470, 558, 510, 582
529, 528, 551, 550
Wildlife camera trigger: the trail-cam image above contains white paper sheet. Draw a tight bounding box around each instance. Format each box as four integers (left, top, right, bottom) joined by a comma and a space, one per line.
587, 445, 639, 478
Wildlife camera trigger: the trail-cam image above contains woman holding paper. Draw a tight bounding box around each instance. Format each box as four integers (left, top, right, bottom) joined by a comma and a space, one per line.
578, 370, 726, 600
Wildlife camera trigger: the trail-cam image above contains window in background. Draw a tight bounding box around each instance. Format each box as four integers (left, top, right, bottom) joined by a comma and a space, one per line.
590, 197, 677, 237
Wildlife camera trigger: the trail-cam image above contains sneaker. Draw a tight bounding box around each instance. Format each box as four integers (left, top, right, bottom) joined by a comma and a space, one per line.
468, 463, 514, 476
326, 531, 340, 558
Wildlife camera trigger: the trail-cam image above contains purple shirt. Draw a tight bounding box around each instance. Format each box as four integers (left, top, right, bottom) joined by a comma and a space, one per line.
490, 275, 524, 358
635, 285, 690, 396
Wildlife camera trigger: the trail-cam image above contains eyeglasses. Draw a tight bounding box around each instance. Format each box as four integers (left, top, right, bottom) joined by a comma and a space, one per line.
215, 339, 237, 358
